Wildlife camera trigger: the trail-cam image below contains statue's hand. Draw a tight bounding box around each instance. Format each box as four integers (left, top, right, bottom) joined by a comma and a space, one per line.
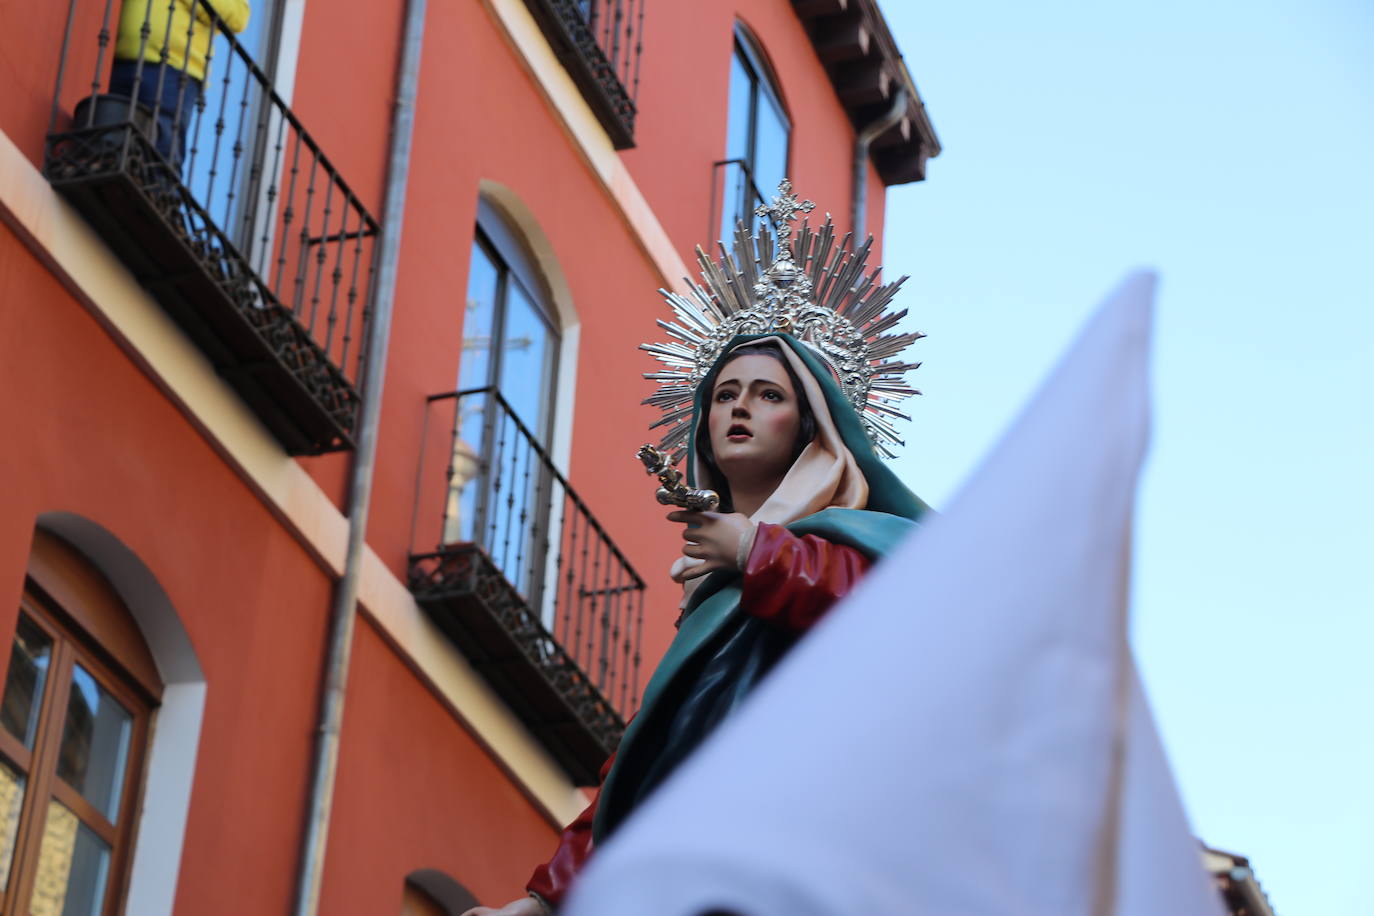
668, 510, 756, 580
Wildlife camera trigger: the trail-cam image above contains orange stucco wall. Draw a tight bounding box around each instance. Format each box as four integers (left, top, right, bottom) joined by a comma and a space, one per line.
0, 218, 559, 910
1, 0, 909, 908
0, 227, 327, 912
281, 0, 892, 666
320, 618, 558, 912
289, 0, 691, 658
0, 0, 894, 670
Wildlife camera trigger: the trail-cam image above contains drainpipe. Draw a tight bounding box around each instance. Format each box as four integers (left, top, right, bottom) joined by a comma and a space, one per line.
851, 87, 907, 238
292, 0, 426, 913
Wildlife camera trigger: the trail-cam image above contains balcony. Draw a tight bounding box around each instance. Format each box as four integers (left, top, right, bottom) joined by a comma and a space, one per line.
408, 388, 644, 784
523, 0, 643, 149
710, 157, 770, 244
43, 0, 379, 454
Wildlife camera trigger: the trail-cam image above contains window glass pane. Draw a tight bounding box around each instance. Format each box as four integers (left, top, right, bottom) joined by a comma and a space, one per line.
724, 50, 752, 161
57, 666, 132, 823
491, 282, 557, 598
183, 30, 237, 227
460, 239, 501, 392
496, 280, 555, 441
447, 240, 502, 549
1, 614, 53, 749
447, 239, 505, 546
29, 802, 110, 916
753, 88, 789, 209
233, 0, 277, 61
183, 0, 280, 249
445, 388, 488, 546
719, 158, 753, 245
720, 50, 755, 240
474, 393, 544, 598
0, 756, 24, 892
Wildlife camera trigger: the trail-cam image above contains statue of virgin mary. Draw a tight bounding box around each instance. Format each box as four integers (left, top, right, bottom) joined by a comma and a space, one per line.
466, 181, 930, 916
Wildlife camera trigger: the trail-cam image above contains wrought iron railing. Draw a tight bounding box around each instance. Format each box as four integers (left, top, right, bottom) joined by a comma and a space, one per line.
711, 157, 770, 246
43, 0, 379, 453
524, 0, 644, 149
408, 388, 644, 775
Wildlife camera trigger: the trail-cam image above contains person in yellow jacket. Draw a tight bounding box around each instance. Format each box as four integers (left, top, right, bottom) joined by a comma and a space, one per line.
109, 0, 251, 170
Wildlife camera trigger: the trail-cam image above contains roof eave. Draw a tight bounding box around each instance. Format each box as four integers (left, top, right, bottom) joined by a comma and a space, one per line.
793, 0, 942, 186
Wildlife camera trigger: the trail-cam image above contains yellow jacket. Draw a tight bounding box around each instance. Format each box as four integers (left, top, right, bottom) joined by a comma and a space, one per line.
115, 0, 251, 83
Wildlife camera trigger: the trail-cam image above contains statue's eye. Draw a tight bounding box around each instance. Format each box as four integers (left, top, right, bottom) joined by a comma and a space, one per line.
714, 389, 736, 402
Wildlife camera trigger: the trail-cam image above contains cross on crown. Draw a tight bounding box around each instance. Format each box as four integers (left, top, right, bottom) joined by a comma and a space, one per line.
754, 179, 815, 253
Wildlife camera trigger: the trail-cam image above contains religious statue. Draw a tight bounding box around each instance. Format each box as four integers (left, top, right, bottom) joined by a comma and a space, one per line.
463, 180, 931, 916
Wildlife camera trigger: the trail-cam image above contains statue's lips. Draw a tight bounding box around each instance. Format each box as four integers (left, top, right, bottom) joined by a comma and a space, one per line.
726, 424, 752, 440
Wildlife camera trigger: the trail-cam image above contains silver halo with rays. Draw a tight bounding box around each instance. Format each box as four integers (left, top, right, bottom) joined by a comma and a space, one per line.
640, 179, 924, 463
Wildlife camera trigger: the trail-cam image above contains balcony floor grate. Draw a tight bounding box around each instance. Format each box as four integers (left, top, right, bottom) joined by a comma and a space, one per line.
409, 543, 626, 786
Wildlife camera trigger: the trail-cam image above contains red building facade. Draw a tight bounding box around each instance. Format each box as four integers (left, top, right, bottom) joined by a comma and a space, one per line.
0, 0, 937, 912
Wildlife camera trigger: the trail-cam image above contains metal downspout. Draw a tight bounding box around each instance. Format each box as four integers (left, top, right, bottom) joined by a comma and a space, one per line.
851, 87, 907, 237
292, 0, 427, 912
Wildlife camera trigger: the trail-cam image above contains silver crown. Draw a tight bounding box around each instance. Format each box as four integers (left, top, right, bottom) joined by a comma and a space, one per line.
641, 179, 924, 462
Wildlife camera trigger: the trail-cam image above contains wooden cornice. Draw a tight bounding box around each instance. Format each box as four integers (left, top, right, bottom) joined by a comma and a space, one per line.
791, 0, 941, 184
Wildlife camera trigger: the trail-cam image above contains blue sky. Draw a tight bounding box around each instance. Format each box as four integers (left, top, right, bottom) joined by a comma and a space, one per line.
880, 2, 1373, 913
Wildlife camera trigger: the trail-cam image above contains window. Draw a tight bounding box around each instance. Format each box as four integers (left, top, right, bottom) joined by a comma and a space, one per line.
446, 203, 562, 605
717, 27, 791, 242
458, 208, 561, 445
0, 534, 160, 916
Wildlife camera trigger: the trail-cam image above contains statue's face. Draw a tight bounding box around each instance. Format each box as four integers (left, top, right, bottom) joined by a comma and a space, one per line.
708, 353, 802, 488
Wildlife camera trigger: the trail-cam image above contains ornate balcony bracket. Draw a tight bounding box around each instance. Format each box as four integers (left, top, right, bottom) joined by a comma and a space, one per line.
409, 545, 625, 786
522, 0, 641, 149
791, 0, 941, 184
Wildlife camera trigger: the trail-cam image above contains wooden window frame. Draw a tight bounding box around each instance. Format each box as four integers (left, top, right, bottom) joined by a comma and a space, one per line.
0, 540, 161, 916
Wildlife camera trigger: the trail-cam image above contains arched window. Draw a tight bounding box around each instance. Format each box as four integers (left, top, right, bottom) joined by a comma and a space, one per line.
718, 25, 792, 241
460, 197, 561, 445
0, 531, 161, 915
447, 199, 563, 604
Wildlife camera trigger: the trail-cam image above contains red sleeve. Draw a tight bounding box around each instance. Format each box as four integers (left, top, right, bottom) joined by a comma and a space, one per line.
740, 523, 872, 634
525, 751, 614, 907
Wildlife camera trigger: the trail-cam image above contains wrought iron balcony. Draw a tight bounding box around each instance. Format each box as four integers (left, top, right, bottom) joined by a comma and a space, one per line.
523, 0, 643, 149
710, 157, 770, 245
44, 0, 379, 454
408, 388, 644, 784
